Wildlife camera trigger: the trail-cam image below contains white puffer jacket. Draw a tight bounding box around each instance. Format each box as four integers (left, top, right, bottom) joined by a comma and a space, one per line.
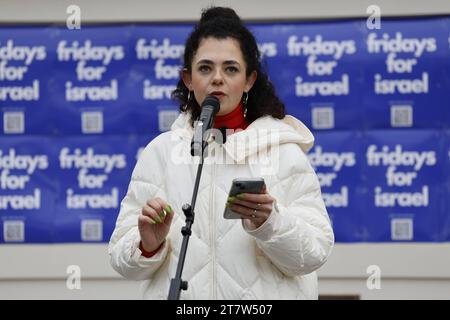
109, 112, 334, 300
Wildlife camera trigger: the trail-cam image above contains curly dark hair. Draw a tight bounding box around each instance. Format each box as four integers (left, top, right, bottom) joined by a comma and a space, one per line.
172, 6, 285, 127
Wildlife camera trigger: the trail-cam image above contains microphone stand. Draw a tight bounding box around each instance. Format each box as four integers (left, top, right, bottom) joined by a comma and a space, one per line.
167, 140, 208, 300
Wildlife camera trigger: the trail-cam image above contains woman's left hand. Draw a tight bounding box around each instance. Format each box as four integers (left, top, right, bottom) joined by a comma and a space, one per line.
227, 185, 275, 229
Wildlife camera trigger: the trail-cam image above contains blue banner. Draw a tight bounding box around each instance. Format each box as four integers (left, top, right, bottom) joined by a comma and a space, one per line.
308, 131, 366, 242
362, 130, 444, 242
251, 20, 364, 131
51, 136, 139, 242
0, 136, 56, 242
127, 25, 191, 135
47, 25, 133, 135
0, 27, 53, 135
0, 17, 449, 243
443, 130, 450, 241
362, 17, 450, 129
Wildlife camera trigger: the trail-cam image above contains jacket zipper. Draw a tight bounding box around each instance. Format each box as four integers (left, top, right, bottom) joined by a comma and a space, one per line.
210, 160, 216, 299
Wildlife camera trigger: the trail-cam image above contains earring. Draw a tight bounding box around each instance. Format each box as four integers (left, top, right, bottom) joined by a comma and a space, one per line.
243, 91, 248, 118
183, 91, 192, 111
243, 91, 248, 106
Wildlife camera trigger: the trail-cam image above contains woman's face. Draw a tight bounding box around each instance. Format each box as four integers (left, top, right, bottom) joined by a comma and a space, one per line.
183, 37, 256, 116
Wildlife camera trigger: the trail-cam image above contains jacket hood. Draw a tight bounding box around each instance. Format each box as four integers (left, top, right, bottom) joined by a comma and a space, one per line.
170, 112, 314, 161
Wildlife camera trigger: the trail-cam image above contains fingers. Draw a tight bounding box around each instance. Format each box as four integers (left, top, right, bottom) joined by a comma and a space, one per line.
229, 198, 272, 212
226, 190, 274, 224
163, 207, 174, 226
146, 198, 165, 214
261, 184, 267, 194
227, 202, 268, 223
232, 192, 274, 205
143, 197, 174, 224
139, 213, 156, 226
141, 205, 161, 224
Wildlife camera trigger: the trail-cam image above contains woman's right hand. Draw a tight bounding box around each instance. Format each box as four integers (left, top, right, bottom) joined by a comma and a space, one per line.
138, 197, 175, 252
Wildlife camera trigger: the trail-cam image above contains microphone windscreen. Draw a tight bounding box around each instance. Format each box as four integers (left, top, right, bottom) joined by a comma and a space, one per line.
202, 95, 220, 114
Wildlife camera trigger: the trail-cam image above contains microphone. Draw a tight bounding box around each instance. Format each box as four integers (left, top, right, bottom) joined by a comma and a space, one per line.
191, 95, 220, 156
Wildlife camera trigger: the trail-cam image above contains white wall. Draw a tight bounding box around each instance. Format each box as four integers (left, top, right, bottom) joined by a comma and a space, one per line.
1, 243, 449, 299
317, 243, 450, 299
0, 0, 449, 23
1, 0, 449, 299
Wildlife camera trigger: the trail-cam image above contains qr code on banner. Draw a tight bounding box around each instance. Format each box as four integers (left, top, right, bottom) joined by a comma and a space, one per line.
3, 111, 24, 134
82, 111, 103, 134
81, 219, 103, 241
391, 218, 413, 240
3, 220, 25, 242
391, 105, 413, 127
312, 107, 334, 129
158, 110, 179, 132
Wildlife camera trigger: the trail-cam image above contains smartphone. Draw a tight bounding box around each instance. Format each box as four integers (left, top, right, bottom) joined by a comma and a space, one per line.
223, 177, 265, 219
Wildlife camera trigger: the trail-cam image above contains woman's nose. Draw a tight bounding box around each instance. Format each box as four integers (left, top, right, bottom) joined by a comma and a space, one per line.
211, 69, 224, 85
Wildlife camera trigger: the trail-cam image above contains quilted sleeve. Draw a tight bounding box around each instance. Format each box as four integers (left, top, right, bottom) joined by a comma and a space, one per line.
108, 136, 171, 280
244, 144, 334, 277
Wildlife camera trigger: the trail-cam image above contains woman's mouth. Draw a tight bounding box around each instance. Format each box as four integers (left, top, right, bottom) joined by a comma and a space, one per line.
209, 91, 226, 99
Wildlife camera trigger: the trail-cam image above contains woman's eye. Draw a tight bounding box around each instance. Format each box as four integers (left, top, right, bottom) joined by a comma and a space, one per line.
198, 65, 210, 73
226, 66, 239, 73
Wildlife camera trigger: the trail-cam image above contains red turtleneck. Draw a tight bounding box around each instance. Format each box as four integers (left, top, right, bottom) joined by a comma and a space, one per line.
213, 102, 249, 131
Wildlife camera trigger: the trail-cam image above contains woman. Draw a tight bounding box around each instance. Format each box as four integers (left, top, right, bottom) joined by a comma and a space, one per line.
109, 6, 334, 300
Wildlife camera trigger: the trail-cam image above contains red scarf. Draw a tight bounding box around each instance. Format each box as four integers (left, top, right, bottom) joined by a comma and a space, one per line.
213, 102, 249, 131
